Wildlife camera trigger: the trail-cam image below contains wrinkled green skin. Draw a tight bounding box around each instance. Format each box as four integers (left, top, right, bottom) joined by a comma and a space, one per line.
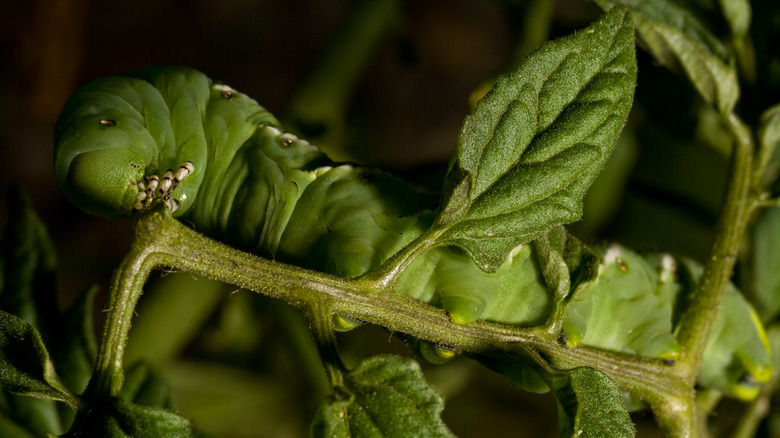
54, 66, 771, 401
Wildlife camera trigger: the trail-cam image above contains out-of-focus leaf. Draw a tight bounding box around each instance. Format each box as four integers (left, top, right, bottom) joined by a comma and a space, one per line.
121, 362, 173, 409
162, 360, 310, 437
596, 0, 739, 114
0, 187, 73, 435
695, 102, 733, 158
125, 274, 225, 366
550, 367, 634, 438
282, 0, 403, 161
52, 285, 98, 397
0, 186, 59, 344
752, 206, 780, 321
757, 103, 780, 190
312, 355, 454, 437
718, 0, 751, 43
0, 409, 36, 438
435, 6, 636, 272
65, 397, 195, 438
767, 326, 780, 438
0, 310, 77, 408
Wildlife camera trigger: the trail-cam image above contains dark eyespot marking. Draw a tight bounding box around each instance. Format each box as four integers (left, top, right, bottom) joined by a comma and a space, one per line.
663, 358, 676, 366
130, 161, 143, 169
221, 90, 233, 100
359, 172, 373, 183
99, 119, 117, 127
281, 138, 294, 147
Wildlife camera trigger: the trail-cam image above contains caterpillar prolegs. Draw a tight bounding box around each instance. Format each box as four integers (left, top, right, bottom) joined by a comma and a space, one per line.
53, 66, 772, 401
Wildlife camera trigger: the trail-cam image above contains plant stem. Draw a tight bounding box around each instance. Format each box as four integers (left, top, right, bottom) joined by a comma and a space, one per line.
82, 209, 691, 418
282, 0, 402, 160
668, 112, 754, 437
361, 227, 444, 290
305, 301, 345, 388
83, 241, 160, 399
677, 112, 754, 377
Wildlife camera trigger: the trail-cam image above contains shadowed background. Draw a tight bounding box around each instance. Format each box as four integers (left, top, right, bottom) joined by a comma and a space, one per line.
0, 0, 739, 436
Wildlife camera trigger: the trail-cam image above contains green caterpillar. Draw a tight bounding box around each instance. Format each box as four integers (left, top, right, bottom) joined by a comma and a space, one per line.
53, 66, 772, 401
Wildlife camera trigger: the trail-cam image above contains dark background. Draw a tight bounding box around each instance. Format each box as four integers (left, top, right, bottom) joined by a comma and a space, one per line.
0, 0, 603, 298
0, 1, 688, 436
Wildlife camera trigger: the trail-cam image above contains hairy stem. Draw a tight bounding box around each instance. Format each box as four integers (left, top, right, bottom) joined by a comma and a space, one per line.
83, 209, 691, 417
305, 301, 346, 388
668, 112, 755, 437
677, 112, 754, 374
83, 246, 158, 399
361, 227, 445, 290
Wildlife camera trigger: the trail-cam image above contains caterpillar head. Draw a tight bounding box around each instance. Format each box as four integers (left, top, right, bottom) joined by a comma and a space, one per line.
59, 142, 147, 219
54, 75, 161, 218
55, 66, 282, 219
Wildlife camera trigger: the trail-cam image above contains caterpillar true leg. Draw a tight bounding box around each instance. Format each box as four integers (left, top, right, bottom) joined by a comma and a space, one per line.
133, 161, 195, 213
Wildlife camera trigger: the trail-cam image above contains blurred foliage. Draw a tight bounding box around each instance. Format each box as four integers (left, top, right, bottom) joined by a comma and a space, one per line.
2, 0, 780, 436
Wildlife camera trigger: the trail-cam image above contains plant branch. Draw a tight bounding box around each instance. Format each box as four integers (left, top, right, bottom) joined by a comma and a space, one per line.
305, 301, 346, 388
676, 112, 754, 377
663, 112, 755, 437
83, 240, 160, 400
81, 208, 693, 419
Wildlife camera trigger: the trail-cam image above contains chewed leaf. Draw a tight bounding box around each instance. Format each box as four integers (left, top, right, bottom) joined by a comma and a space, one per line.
312, 355, 454, 438
436, 6, 636, 271
0, 310, 78, 408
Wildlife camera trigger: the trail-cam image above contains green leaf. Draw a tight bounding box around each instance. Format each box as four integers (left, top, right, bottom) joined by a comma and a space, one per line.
0, 409, 37, 438
125, 274, 225, 366
0, 188, 72, 436
751, 206, 780, 321
52, 285, 98, 396
532, 227, 571, 303
0, 186, 60, 343
0, 310, 77, 408
64, 397, 195, 438
756, 103, 780, 190
282, 0, 403, 161
108, 398, 192, 437
596, 0, 739, 114
550, 367, 635, 438
717, 0, 751, 43
532, 227, 600, 333
121, 362, 173, 409
435, 6, 636, 272
311, 355, 454, 438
